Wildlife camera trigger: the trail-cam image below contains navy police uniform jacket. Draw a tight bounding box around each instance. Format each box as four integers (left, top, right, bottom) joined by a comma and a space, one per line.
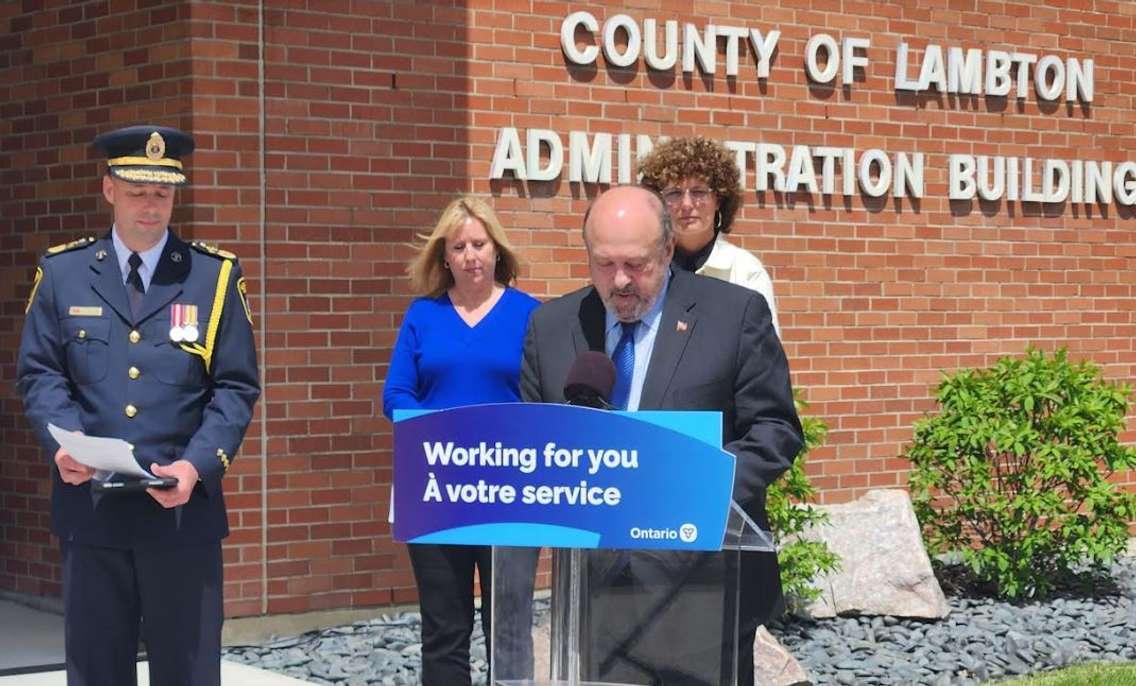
17, 230, 260, 549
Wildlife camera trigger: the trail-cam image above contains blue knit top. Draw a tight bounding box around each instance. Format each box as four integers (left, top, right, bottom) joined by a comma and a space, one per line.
382, 287, 540, 418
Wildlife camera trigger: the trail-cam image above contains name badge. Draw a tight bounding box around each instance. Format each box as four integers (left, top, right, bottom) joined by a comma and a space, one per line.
68, 306, 103, 316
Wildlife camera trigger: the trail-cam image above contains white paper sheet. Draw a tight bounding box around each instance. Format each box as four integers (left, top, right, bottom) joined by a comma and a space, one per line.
47, 423, 156, 479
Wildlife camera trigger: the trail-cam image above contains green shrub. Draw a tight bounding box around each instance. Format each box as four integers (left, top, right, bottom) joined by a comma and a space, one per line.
768, 393, 840, 607
905, 348, 1136, 599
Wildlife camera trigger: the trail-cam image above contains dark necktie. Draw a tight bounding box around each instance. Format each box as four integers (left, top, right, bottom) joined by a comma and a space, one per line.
610, 321, 638, 410
126, 252, 144, 318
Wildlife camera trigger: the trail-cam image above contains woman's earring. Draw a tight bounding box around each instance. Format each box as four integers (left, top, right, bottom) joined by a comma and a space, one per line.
714, 211, 722, 230
443, 261, 450, 269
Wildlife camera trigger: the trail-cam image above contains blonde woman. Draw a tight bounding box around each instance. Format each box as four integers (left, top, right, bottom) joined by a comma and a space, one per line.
383, 196, 539, 685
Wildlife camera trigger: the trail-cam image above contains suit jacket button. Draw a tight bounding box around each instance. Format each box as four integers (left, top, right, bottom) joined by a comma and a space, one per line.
129, 330, 141, 343
125, 404, 138, 418
128, 367, 141, 380
77, 329, 87, 339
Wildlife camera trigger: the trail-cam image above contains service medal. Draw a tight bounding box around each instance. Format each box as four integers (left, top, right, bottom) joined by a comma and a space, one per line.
170, 303, 185, 341
170, 303, 194, 343
182, 303, 200, 343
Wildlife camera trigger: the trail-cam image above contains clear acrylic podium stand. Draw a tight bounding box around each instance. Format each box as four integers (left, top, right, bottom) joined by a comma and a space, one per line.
491, 502, 775, 686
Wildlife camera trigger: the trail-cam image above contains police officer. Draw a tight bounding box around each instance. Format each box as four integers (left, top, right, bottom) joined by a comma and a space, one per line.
17, 125, 260, 685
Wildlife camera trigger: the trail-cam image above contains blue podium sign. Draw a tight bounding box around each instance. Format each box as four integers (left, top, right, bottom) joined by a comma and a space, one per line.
392, 403, 734, 551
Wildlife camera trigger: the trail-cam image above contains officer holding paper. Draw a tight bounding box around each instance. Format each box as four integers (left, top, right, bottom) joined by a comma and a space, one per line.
17, 125, 260, 685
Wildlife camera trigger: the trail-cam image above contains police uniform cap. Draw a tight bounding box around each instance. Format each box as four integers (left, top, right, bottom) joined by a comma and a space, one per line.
93, 125, 195, 186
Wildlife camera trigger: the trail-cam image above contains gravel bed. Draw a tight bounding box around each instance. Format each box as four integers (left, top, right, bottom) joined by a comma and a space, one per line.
771, 558, 1136, 685
224, 559, 1136, 685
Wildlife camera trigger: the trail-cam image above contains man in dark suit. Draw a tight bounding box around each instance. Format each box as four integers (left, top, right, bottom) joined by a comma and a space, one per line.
17, 125, 260, 686
521, 185, 802, 685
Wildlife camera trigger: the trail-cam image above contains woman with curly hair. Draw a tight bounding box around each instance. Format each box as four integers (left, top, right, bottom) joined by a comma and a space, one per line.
639, 138, 785, 685
638, 136, 781, 336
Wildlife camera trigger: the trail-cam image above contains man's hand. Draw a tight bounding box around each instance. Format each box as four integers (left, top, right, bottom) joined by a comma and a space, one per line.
147, 460, 199, 508
54, 446, 95, 485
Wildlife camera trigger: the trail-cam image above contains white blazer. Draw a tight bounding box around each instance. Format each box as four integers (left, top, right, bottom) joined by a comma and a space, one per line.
696, 235, 781, 337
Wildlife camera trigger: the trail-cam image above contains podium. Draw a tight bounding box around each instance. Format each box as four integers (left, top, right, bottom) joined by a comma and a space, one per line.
391, 403, 775, 686
491, 502, 774, 686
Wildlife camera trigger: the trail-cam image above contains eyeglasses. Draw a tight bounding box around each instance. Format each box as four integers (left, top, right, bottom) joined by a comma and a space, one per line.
661, 186, 714, 206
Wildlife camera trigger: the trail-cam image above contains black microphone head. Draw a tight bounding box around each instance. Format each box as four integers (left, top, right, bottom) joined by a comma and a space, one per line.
563, 351, 616, 409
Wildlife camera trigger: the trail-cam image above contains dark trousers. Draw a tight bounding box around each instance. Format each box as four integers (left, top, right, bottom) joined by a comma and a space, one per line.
583, 550, 776, 686
408, 543, 538, 686
586, 551, 728, 686
61, 541, 223, 686
736, 550, 784, 686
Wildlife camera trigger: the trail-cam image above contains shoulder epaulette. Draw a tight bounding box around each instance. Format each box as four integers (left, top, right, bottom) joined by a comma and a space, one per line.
44, 236, 96, 257
190, 241, 238, 261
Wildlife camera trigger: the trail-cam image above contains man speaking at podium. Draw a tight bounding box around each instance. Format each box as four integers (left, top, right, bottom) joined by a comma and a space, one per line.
520, 185, 802, 685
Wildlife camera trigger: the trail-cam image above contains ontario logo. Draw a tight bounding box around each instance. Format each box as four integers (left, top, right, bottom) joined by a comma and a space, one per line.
629, 524, 699, 543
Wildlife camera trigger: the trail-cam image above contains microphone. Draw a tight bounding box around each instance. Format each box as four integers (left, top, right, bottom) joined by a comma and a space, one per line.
563, 351, 616, 409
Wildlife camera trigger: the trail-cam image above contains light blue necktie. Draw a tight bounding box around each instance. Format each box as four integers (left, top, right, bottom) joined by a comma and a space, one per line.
610, 321, 638, 410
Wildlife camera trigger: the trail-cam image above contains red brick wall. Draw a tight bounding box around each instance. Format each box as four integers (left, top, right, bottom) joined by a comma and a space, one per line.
2, 0, 1133, 618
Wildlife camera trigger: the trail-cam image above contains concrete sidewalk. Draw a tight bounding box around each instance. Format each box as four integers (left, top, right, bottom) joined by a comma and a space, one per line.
0, 662, 313, 685
0, 597, 64, 676
0, 596, 312, 685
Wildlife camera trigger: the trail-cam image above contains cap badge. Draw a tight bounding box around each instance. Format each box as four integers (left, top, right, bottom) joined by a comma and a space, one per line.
146, 132, 166, 160
170, 303, 200, 343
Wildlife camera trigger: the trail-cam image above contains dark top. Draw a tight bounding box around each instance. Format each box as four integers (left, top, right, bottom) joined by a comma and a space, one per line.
17, 230, 260, 548
672, 229, 719, 272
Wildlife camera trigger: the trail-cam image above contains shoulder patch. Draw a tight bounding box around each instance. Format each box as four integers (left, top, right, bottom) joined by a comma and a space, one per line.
45, 236, 96, 257
190, 241, 237, 260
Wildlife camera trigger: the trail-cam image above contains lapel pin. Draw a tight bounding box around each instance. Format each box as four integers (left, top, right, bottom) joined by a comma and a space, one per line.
676, 320, 688, 332
170, 251, 182, 263
95, 249, 107, 261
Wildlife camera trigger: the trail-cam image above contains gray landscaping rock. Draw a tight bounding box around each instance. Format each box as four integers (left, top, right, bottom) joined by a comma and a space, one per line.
802, 489, 950, 619
533, 619, 550, 680
754, 625, 811, 685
